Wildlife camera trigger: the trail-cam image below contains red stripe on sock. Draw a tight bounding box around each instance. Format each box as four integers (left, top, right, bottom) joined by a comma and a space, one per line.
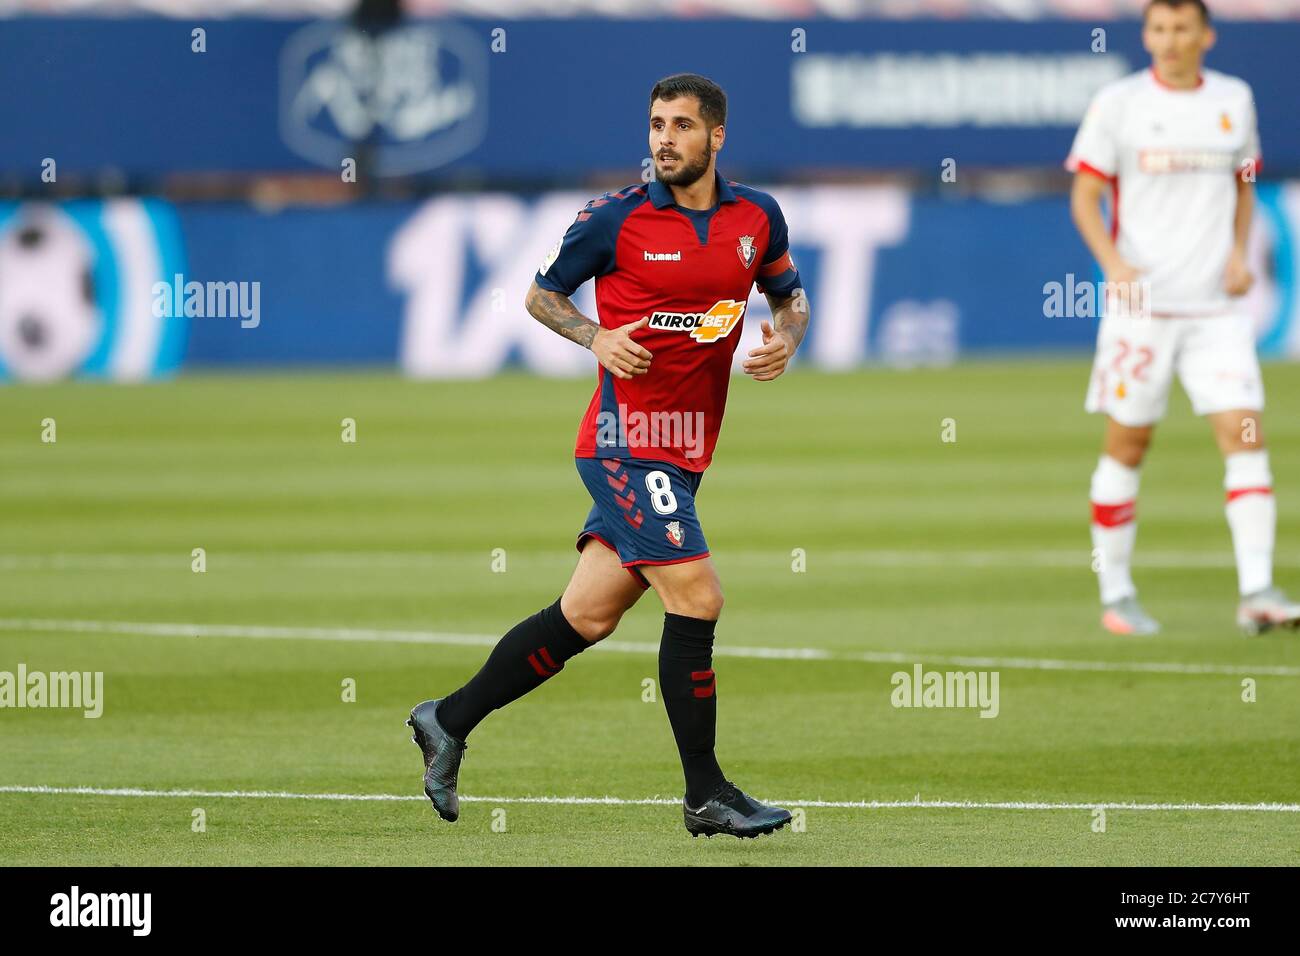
1226, 486, 1272, 503
537, 646, 558, 670
1092, 500, 1135, 527
527, 653, 555, 677
691, 669, 716, 698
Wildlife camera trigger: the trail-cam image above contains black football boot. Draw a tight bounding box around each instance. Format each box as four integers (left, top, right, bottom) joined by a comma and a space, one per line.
683, 780, 792, 839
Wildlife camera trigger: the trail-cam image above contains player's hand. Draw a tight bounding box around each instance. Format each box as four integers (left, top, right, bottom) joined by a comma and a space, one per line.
1103, 260, 1145, 315
1224, 251, 1254, 297
592, 316, 652, 380
743, 320, 795, 382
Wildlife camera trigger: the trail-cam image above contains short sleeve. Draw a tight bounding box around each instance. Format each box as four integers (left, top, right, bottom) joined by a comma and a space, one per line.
1234, 90, 1262, 178
1065, 88, 1120, 181
756, 198, 802, 297
534, 200, 618, 297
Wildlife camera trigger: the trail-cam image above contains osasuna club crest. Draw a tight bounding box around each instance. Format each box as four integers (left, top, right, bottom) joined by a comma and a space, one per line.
736, 234, 756, 269
665, 521, 684, 548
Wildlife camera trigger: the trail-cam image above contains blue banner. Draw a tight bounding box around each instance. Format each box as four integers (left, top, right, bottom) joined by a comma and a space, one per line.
175, 183, 1300, 372
4, 19, 1300, 178
6, 184, 1297, 383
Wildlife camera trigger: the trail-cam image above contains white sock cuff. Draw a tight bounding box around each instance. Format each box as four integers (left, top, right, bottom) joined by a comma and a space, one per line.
1225, 450, 1272, 492
1091, 455, 1140, 503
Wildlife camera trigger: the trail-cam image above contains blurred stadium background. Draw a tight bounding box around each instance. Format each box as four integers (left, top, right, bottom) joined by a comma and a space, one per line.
3, 0, 1300, 381
4, 0, 1300, 867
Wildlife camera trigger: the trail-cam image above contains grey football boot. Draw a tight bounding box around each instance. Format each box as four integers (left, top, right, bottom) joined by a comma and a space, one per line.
407, 699, 467, 822
1101, 594, 1160, 636
1237, 586, 1300, 636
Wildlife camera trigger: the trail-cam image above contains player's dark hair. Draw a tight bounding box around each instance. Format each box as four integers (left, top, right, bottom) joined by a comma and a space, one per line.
648, 74, 727, 130
1144, 0, 1211, 23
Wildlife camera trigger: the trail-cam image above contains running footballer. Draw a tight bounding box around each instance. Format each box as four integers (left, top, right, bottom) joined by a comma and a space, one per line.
406, 74, 809, 838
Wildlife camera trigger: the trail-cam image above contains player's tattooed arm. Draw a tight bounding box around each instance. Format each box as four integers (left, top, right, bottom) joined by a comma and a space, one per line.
525, 280, 601, 348
744, 288, 809, 382
767, 288, 809, 352
525, 280, 652, 379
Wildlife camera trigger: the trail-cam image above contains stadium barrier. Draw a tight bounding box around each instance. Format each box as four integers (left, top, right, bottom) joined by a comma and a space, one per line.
3, 18, 1300, 179
4, 183, 1298, 381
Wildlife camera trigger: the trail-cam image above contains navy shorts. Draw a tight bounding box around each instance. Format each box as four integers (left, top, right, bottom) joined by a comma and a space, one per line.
575, 456, 710, 588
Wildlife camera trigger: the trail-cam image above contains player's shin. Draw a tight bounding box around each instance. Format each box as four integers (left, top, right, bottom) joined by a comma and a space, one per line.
1224, 450, 1275, 596
435, 597, 591, 740
1091, 454, 1141, 603
659, 612, 726, 808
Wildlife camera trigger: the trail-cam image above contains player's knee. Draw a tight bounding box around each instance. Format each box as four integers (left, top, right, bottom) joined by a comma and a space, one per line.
1216, 413, 1265, 454
564, 604, 622, 643
1107, 428, 1152, 467
684, 582, 724, 621
1125, 432, 1152, 460
1112, 445, 1146, 468
704, 589, 725, 620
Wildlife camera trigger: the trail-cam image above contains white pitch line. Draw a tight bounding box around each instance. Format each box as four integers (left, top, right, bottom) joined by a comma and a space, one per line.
0, 785, 1296, 813
2, 550, 1298, 571
1, 616, 1299, 678
0, 618, 498, 649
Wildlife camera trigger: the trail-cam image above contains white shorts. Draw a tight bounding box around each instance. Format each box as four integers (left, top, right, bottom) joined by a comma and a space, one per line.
1084, 310, 1265, 427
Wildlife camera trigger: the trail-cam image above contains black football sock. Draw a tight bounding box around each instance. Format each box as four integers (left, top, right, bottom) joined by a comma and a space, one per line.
659, 612, 726, 808
436, 597, 591, 740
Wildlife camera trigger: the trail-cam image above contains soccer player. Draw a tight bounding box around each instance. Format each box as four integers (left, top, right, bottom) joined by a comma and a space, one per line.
407, 74, 809, 837
1069, 0, 1300, 636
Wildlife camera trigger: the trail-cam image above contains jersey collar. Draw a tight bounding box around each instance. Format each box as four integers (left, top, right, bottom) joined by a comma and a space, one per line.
648, 168, 737, 210
1149, 66, 1204, 91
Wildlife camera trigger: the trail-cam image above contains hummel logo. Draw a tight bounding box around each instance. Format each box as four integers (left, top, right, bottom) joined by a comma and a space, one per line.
644, 250, 682, 261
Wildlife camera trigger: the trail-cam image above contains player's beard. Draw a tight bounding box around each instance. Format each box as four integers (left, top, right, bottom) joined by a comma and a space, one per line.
656, 140, 712, 187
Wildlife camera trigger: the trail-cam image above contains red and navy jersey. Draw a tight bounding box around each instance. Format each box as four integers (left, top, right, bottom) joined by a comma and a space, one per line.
534, 168, 802, 472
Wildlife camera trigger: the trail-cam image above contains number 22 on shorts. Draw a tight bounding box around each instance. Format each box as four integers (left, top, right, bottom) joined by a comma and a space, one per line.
1112, 338, 1154, 385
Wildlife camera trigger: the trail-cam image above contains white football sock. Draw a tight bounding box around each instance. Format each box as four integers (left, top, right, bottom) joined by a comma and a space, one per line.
1090, 455, 1141, 605
1224, 450, 1274, 597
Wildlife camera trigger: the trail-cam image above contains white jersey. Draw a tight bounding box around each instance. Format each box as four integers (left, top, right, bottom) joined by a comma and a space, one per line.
1065, 68, 1261, 316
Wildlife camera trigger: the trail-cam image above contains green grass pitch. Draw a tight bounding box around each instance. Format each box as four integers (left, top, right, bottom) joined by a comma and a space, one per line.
1, 361, 1298, 865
